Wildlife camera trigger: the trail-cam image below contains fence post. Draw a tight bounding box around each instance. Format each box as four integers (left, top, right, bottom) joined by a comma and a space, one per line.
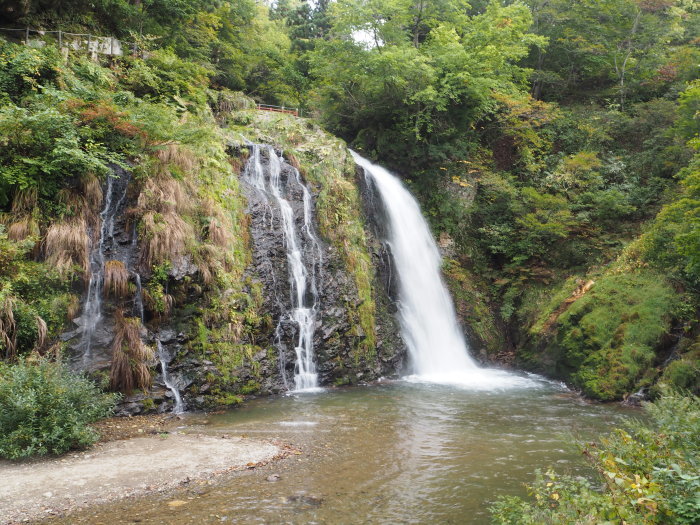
110, 37, 113, 55
87, 33, 92, 54
58, 30, 62, 48
25, 27, 29, 45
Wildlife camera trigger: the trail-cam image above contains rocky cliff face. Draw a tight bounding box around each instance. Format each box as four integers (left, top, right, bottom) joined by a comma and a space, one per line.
86, 139, 408, 415
241, 146, 405, 391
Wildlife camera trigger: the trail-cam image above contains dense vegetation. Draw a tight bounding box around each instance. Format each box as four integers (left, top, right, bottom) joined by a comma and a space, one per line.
491, 391, 700, 524
0, 359, 117, 459
0, 0, 697, 459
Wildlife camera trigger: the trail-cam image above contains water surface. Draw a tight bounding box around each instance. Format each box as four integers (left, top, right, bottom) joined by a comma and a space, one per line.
55, 378, 630, 524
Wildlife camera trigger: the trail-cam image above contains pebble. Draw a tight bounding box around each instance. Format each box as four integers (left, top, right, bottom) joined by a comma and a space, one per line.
266, 474, 281, 482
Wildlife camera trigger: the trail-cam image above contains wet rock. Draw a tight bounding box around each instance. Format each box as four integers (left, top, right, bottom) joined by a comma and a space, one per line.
158, 329, 177, 344
169, 255, 199, 280
623, 389, 648, 407
266, 474, 281, 482
287, 493, 323, 506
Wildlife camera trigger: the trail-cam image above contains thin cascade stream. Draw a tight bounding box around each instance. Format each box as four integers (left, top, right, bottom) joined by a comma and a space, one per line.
243, 145, 321, 391
156, 340, 185, 414
79, 168, 131, 363
352, 151, 536, 389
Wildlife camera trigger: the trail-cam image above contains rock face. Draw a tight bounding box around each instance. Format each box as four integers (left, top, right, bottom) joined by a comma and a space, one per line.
63, 164, 140, 372
241, 146, 405, 391
66, 144, 408, 414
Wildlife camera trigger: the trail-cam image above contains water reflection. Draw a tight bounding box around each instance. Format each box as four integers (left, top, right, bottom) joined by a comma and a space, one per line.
53, 379, 630, 525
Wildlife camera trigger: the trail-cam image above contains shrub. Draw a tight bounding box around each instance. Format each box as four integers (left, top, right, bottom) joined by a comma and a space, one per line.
490, 392, 700, 525
0, 360, 118, 459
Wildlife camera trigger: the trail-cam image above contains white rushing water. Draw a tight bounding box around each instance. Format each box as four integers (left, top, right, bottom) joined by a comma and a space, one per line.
79, 169, 131, 363
352, 152, 536, 390
244, 145, 320, 391
156, 340, 185, 414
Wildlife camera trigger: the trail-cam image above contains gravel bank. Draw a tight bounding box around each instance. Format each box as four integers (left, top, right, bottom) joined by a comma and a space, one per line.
0, 433, 280, 524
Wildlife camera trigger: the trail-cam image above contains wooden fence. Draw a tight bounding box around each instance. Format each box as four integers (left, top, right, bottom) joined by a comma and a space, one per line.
256, 104, 300, 117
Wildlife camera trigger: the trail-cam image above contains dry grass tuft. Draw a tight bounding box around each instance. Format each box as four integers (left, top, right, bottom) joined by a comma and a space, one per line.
66, 294, 81, 321
7, 216, 39, 241
284, 152, 301, 171
109, 310, 153, 394
155, 143, 198, 176
81, 172, 103, 210
44, 219, 90, 278
136, 173, 193, 215
43, 341, 63, 361
194, 244, 223, 285
207, 218, 232, 248
33, 315, 47, 351
228, 156, 244, 174
0, 295, 17, 360
103, 260, 130, 298
11, 187, 37, 215
201, 199, 233, 249
58, 189, 100, 237
139, 211, 194, 271
142, 289, 174, 319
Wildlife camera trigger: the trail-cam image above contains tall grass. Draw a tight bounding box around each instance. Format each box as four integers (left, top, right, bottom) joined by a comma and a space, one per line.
44, 219, 90, 278
109, 310, 153, 393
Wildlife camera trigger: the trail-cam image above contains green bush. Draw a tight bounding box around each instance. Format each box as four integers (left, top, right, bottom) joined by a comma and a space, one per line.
0, 360, 118, 459
490, 392, 700, 525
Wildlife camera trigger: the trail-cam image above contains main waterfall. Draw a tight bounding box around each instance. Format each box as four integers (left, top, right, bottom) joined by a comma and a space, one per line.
353, 152, 534, 389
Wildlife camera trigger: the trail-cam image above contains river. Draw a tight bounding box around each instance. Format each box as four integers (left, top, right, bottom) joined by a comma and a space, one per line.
55, 377, 630, 524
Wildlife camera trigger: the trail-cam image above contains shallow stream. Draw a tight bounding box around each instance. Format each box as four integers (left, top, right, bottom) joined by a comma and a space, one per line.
55, 376, 631, 524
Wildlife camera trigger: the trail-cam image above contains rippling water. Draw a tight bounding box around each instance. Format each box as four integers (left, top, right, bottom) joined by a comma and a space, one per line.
56, 377, 630, 524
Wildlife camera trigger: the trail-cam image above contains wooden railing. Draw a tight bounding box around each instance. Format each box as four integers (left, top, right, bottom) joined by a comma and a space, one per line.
256, 104, 299, 117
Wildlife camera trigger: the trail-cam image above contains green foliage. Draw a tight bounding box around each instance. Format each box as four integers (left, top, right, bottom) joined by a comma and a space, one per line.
443, 258, 504, 356
310, 0, 545, 174
491, 391, 700, 525
540, 271, 679, 400
662, 359, 700, 394
0, 228, 71, 357
523, 0, 698, 105
0, 359, 118, 459
123, 49, 211, 105
0, 40, 61, 102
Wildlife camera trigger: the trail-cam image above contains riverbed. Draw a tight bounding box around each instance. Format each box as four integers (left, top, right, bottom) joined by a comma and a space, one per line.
47, 375, 630, 524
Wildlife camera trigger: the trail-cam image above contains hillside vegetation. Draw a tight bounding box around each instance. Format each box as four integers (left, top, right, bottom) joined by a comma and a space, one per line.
0, 0, 697, 425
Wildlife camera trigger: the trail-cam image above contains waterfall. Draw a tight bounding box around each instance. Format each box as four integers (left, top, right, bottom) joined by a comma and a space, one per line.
243, 145, 321, 391
157, 340, 185, 414
353, 152, 535, 389
79, 167, 131, 362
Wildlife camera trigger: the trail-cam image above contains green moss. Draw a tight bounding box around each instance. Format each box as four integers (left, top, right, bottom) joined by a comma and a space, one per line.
541, 271, 679, 400
333, 376, 351, 386
523, 275, 582, 337
240, 380, 261, 395
141, 397, 156, 412
211, 392, 243, 406
442, 258, 504, 356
